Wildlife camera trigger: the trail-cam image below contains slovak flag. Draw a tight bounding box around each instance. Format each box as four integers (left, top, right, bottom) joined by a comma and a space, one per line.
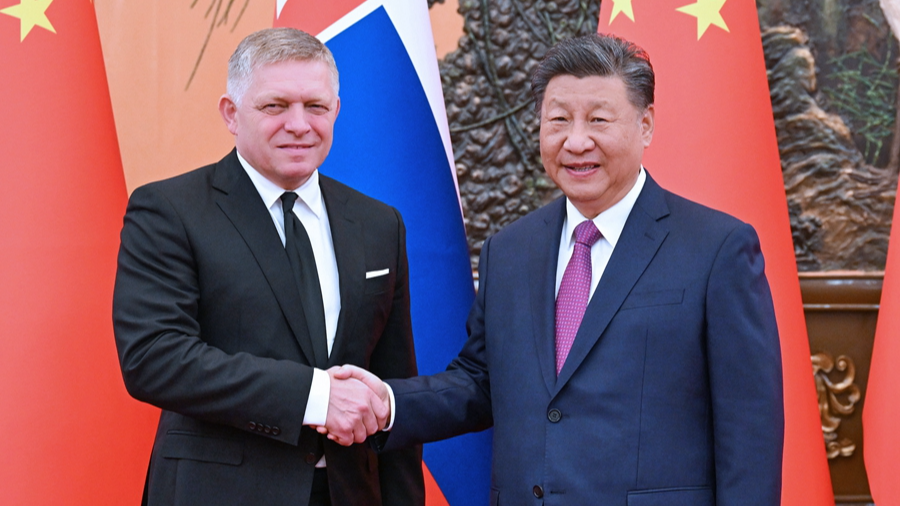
274, 1, 492, 505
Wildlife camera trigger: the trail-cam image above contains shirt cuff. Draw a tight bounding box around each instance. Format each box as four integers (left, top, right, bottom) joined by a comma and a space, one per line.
383, 382, 396, 431
302, 368, 330, 426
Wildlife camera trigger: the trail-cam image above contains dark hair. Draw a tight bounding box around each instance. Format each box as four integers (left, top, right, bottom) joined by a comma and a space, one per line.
531, 33, 654, 114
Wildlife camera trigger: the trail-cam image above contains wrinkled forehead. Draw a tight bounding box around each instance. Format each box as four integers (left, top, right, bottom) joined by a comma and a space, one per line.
248, 57, 340, 94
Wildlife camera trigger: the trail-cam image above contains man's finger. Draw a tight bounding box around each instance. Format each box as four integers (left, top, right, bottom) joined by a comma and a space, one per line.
360, 400, 380, 437
330, 422, 354, 446
370, 394, 389, 427
353, 414, 371, 444
342, 365, 388, 401
326, 365, 353, 380
341, 364, 377, 383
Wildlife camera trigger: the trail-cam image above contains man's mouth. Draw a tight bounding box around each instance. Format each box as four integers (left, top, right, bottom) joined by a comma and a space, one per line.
564, 163, 599, 173
279, 144, 313, 151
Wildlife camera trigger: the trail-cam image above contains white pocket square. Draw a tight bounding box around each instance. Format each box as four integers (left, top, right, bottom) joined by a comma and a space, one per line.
365, 268, 390, 279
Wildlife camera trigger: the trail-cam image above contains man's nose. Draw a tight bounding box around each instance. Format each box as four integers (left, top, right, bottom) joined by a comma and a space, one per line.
562, 121, 594, 153
284, 106, 311, 135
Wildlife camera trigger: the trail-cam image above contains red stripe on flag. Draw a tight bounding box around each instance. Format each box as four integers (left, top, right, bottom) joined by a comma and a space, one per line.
863, 200, 900, 504
597, 1, 834, 505
274, 0, 366, 34
423, 462, 451, 506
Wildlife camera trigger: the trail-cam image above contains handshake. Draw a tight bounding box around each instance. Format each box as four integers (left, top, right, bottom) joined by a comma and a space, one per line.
315, 365, 392, 446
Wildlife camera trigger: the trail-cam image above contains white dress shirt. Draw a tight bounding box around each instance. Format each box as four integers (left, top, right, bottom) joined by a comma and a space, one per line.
237, 152, 338, 428
555, 168, 646, 299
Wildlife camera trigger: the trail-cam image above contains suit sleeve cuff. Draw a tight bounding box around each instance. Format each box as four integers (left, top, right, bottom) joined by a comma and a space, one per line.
383, 382, 396, 431
303, 368, 330, 426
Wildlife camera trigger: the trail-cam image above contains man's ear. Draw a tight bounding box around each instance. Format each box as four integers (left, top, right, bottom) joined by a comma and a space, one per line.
219, 95, 239, 135
641, 104, 655, 148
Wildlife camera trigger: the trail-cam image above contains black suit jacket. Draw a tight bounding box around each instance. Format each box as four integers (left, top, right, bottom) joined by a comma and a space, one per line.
113, 150, 423, 506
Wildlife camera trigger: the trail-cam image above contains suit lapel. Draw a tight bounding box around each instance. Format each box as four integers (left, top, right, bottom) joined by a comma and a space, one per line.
555, 175, 671, 392
211, 151, 318, 366
320, 177, 365, 367
530, 198, 567, 395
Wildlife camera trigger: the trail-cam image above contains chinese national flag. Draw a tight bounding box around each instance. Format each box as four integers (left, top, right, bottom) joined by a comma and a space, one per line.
0, 1, 157, 504
598, 1, 834, 505
863, 205, 900, 504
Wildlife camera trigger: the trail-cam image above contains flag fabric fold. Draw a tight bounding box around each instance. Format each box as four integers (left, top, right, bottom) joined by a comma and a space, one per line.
275, 1, 491, 505
597, 1, 834, 505
0, 1, 158, 504
864, 202, 900, 504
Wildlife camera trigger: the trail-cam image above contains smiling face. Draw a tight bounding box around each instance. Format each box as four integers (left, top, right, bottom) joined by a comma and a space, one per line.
219, 59, 340, 190
540, 73, 654, 218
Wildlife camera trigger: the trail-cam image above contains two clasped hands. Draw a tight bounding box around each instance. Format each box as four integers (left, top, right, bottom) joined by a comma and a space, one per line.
315, 365, 392, 446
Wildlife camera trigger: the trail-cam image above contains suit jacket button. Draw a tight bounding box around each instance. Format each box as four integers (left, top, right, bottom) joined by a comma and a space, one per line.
272, 426, 281, 436
548, 408, 562, 422
248, 421, 257, 431
306, 453, 318, 465
533, 485, 544, 498
263, 425, 272, 434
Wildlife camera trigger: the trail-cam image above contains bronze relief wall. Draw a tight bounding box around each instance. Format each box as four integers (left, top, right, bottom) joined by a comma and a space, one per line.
760, 0, 897, 272
430, 0, 600, 266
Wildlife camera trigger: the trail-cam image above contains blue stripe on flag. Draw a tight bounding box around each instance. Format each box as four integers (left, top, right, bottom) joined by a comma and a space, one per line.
321, 7, 492, 505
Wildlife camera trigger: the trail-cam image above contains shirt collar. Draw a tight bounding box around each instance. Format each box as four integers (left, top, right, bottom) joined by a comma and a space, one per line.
563, 167, 646, 249
236, 150, 325, 219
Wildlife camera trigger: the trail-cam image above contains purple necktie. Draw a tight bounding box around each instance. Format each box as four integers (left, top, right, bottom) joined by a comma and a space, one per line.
555, 220, 603, 375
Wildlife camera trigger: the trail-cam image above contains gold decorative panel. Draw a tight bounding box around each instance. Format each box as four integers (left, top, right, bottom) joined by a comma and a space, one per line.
812, 352, 861, 459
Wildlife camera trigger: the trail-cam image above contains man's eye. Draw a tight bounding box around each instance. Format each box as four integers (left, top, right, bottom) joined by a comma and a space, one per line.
261, 104, 285, 113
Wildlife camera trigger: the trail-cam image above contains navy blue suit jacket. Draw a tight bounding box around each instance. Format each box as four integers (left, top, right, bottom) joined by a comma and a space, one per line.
384, 173, 784, 505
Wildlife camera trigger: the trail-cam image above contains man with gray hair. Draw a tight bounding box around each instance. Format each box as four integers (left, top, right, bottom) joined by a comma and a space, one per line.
113, 27, 423, 506
337, 33, 785, 505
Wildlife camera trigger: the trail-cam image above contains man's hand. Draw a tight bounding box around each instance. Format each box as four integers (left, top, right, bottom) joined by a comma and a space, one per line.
333, 364, 390, 411
321, 366, 389, 446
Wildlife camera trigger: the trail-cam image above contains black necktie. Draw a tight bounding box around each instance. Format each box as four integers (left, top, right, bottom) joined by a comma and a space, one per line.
280, 192, 328, 368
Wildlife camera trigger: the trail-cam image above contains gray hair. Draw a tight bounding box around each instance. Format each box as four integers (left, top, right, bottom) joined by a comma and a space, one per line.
531, 33, 654, 114
227, 27, 339, 106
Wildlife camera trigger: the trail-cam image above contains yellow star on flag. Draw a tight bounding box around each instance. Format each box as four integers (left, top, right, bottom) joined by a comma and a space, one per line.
676, 0, 729, 39
1, 0, 56, 42
609, 0, 635, 24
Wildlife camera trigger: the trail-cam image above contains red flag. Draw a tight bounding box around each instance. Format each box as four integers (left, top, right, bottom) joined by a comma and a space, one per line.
864, 204, 900, 504
598, 1, 833, 504
275, 0, 363, 36
0, 1, 157, 504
